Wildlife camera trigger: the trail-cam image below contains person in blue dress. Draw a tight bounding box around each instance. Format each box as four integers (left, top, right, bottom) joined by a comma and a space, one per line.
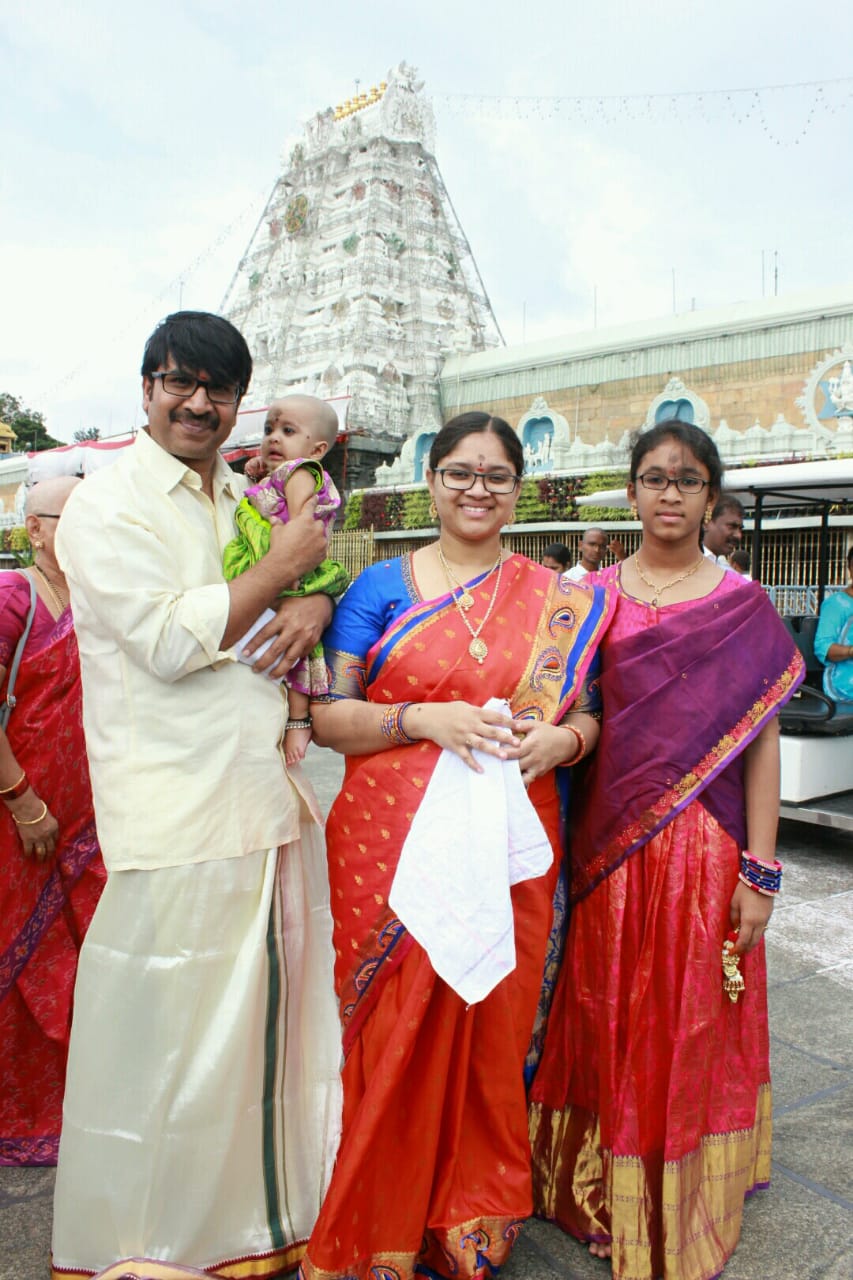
814, 546, 853, 704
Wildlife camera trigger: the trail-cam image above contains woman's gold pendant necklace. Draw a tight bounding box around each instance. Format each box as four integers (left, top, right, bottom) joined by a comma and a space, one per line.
437, 546, 477, 609
437, 546, 504, 663
633, 552, 705, 607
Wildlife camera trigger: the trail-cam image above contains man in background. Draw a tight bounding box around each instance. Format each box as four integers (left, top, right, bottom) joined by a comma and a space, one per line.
564, 527, 609, 581
704, 495, 745, 567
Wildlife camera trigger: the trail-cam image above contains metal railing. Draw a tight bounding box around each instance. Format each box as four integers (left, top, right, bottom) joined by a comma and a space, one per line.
328, 526, 852, 617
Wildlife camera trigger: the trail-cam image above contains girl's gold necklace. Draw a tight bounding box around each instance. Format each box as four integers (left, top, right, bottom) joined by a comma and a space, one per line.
633, 552, 705, 608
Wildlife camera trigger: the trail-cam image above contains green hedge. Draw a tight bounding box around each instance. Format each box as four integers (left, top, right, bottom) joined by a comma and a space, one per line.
1, 526, 32, 565
340, 471, 631, 531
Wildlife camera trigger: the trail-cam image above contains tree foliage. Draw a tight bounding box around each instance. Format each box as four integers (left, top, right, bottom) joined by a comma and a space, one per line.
0, 392, 62, 452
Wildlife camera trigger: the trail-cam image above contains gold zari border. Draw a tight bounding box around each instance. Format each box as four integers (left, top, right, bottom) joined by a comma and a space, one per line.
530, 1084, 772, 1280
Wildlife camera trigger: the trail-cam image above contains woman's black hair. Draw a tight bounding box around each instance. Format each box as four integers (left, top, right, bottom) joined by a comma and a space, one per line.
543, 541, 571, 567
629, 419, 723, 493
428, 411, 524, 476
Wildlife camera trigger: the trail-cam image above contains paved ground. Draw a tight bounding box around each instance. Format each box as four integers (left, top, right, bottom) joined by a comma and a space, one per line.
2, 746, 851, 1280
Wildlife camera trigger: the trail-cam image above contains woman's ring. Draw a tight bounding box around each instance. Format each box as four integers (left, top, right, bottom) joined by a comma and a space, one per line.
465, 734, 475, 748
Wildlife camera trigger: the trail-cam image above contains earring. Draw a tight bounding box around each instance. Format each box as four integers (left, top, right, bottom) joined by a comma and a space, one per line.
630, 505, 638, 521
428, 499, 438, 522
32, 539, 44, 549
704, 504, 713, 523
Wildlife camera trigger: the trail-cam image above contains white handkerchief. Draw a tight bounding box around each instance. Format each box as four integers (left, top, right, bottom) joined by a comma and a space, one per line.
235, 607, 293, 684
389, 697, 552, 1004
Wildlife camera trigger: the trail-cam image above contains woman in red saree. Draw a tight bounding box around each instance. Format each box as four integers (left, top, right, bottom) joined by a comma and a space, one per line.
0, 478, 106, 1165
529, 422, 805, 1280
301, 413, 614, 1280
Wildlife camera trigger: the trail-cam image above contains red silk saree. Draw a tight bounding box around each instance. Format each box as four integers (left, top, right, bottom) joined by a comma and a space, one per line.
1, 581, 105, 1165
300, 554, 613, 1280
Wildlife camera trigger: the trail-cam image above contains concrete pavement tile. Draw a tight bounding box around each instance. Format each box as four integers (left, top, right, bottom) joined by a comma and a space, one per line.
720, 1174, 853, 1280
767, 897, 853, 979
303, 743, 344, 815
768, 1035, 850, 1110
766, 935, 827, 986
512, 1218, 606, 1280
768, 971, 853, 1068
0, 1166, 53, 1280
772, 1087, 853, 1203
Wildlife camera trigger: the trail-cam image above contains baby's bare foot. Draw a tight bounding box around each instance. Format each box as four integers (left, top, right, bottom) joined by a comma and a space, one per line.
588, 1239, 612, 1260
285, 726, 312, 766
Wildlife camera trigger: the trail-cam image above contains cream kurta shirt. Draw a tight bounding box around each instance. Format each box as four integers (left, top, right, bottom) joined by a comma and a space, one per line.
56, 429, 300, 871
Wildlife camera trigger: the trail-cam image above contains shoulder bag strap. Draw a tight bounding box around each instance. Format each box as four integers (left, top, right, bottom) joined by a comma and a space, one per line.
0, 572, 39, 730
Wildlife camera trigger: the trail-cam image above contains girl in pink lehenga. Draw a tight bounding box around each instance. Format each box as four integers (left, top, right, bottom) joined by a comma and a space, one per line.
529, 421, 805, 1280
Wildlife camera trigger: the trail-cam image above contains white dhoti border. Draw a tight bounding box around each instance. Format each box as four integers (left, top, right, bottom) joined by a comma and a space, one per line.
52, 780, 342, 1279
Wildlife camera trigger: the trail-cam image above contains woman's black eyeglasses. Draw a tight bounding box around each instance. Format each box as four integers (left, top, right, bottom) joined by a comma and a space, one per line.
636, 472, 709, 495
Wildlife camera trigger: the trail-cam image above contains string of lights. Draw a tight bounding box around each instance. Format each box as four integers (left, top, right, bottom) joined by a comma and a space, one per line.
435, 76, 853, 147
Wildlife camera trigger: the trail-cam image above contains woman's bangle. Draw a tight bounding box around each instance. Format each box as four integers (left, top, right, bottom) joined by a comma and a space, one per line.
380, 702, 416, 746
0, 770, 29, 800
12, 800, 48, 827
286, 717, 312, 731
739, 849, 782, 895
560, 723, 586, 766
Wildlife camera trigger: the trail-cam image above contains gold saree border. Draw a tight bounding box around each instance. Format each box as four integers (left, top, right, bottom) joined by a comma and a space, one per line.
530, 1084, 772, 1280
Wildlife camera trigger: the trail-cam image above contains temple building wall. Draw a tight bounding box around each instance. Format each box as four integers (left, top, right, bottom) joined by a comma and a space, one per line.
417, 287, 853, 482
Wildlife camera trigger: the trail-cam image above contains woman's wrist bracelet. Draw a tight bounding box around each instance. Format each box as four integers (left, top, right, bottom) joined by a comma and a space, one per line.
380, 702, 416, 746
0, 770, 29, 800
561, 723, 586, 766
12, 800, 48, 827
739, 849, 782, 895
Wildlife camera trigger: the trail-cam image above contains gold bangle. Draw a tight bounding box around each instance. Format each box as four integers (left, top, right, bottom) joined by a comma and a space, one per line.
561, 723, 586, 766
0, 762, 26, 793
12, 800, 48, 826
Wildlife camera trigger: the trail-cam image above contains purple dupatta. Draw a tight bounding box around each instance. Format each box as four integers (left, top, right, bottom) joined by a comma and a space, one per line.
571, 581, 804, 903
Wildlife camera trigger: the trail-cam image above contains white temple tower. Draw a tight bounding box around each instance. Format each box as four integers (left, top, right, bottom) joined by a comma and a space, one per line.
221, 64, 502, 445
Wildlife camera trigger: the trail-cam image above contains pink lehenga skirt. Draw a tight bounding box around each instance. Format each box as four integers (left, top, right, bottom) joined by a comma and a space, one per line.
529, 801, 771, 1280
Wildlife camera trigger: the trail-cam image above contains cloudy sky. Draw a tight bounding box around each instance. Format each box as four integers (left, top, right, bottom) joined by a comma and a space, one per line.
1, 0, 849, 442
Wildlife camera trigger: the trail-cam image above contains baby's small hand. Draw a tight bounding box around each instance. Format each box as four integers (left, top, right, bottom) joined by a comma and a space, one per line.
244, 455, 267, 481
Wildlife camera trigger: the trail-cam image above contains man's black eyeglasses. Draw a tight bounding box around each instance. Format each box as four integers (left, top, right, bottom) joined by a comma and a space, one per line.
150, 371, 243, 406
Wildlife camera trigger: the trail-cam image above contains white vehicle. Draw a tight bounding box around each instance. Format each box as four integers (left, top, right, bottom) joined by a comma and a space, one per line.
726, 460, 853, 832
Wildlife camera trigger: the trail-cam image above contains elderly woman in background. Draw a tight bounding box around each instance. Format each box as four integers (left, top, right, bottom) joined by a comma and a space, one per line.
0, 477, 106, 1166
814, 545, 853, 704
299, 411, 613, 1280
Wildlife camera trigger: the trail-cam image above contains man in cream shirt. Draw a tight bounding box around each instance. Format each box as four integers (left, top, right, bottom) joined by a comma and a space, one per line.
51, 312, 342, 1279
